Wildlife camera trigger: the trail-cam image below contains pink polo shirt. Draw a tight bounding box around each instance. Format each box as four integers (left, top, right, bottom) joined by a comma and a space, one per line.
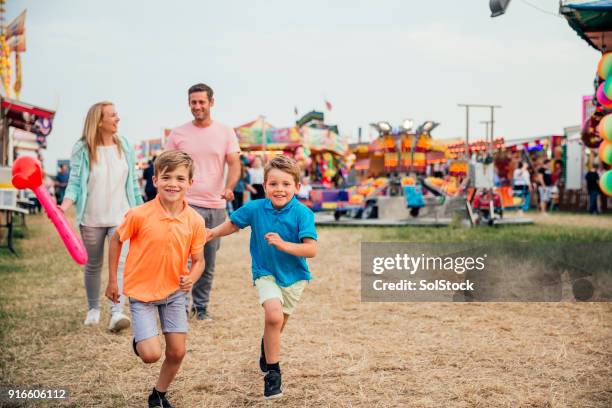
166, 121, 240, 209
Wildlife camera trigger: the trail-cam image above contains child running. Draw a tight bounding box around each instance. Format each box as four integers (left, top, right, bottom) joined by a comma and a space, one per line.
207, 155, 317, 399
105, 150, 205, 408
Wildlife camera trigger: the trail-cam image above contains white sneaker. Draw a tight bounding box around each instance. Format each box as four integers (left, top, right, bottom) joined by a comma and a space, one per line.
84, 308, 100, 326
108, 312, 131, 332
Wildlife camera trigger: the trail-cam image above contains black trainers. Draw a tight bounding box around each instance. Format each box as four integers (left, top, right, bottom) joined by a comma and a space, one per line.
148, 389, 173, 408
264, 370, 283, 400
259, 337, 268, 374
192, 308, 213, 321
132, 338, 139, 357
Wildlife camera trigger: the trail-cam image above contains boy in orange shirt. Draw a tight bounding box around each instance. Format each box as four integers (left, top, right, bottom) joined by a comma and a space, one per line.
106, 150, 205, 408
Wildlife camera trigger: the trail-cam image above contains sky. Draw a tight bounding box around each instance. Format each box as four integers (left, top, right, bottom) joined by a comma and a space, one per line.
5, 0, 601, 173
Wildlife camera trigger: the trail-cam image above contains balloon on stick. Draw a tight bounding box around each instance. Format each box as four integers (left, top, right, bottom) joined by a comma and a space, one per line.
599, 141, 612, 165
600, 170, 612, 197
598, 52, 612, 80
598, 114, 612, 143
11, 156, 88, 265
604, 79, 612, 100
596, 82, 612, 108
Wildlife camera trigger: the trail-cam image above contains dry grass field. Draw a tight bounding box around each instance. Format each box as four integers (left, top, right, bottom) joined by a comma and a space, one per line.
1, 212, 611, 407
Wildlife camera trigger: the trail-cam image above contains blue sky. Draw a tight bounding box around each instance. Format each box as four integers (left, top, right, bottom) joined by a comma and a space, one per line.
6, 0, 600, 172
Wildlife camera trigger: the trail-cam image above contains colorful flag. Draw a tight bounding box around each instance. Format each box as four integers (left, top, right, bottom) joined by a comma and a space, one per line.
6, 10, 26, 39
7, 35, 26, 53
13, 52, 21, 99
325, 100, 332, 111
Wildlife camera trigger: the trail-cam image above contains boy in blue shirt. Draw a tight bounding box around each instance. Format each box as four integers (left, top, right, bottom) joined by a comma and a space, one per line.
207, 155, 317, 400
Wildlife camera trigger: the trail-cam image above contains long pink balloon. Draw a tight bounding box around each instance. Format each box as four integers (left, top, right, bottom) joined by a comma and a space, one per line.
11, 156, 88, 265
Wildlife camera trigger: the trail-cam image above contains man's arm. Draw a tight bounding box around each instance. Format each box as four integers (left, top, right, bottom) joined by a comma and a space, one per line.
221, 152, 241, 201
105, 232, 123, 303
264, 235, 317, 258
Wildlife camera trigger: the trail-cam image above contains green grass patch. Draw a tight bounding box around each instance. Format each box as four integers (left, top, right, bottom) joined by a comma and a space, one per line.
320, 223, 612, 243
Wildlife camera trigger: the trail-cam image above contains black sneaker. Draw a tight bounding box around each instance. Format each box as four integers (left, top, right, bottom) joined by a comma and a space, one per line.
264, 370, 283, 400
259, 337, 268, 374
192, 308, 213, 321
132, 338, 139, 357
148, 389, 173, 408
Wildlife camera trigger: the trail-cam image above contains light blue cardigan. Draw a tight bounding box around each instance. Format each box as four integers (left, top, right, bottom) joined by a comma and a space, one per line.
64, 135, 143, 226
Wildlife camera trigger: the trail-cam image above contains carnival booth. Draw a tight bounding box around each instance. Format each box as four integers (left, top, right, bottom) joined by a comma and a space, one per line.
334, 124, 469, 220
235, 113, 350, 211
558, 2, 612, 210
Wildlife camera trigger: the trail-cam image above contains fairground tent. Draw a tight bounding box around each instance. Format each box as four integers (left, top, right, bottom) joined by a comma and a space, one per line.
560, 0, 612, 51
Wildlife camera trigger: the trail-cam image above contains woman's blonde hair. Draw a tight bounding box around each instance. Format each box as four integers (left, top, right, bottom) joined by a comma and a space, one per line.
81, 101, 123, 166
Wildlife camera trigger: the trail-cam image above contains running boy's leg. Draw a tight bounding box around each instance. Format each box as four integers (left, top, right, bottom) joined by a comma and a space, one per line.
156, 290, 189, 392
130, 297, 162, 363
156, 333, 186, 392
262, 299, 284, 364
136, 337, 162, 364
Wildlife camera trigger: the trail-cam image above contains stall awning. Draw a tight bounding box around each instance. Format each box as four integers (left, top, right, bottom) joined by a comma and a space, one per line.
1, 98, 55, 119
560, 1, 612, 52
1, 98, 55, 136
1, 98, 56, 161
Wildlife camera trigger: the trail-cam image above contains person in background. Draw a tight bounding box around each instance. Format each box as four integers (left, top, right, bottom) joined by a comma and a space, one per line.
297, 175, 312, 200
143, 157, 157, 202
513, 161, 531, 215
61, 101, 143, 331
232, 160, 256, 212
44, 173, 56, 199
537, 159, 552, 215
550, 160, 564, 211
551, 160, 564, 187
585, 164, 601, 215
164, 83, 241, 321
248, 156, 266, 200
55, 164, 70, 205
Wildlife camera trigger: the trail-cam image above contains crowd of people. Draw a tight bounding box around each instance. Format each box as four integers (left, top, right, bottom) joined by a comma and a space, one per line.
509, 157, 605, 216
510, 158, 562, 216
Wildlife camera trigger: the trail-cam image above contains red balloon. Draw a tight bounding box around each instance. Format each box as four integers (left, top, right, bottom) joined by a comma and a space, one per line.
11, 156, 43, 189
581, 114, 603, 149
11, 156, 88, 265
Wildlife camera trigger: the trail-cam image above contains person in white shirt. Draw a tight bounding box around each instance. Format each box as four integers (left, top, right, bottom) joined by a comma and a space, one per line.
248, 156, 265, 200
297, 175, 313, 200
512, 161, 532, 215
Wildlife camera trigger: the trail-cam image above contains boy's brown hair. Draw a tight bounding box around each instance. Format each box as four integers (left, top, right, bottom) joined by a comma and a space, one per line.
264, 155, 301, 185
155, 150, 195, 179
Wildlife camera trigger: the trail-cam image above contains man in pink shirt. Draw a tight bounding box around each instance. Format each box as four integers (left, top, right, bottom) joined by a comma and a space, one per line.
165, 83, 241, 321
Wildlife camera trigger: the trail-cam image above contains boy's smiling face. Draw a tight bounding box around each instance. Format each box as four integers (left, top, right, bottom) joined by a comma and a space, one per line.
153, 165, 193, 204
264, 168, 300, 209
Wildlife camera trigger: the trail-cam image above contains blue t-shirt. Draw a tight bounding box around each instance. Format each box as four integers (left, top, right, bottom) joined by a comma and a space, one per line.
230, 196, 317, 286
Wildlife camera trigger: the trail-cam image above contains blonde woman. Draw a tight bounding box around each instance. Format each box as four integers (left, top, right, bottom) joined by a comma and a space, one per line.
61, 102, 143, 331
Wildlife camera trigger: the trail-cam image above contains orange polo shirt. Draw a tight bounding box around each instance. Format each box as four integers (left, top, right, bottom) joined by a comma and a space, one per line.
117, 196, 206, 302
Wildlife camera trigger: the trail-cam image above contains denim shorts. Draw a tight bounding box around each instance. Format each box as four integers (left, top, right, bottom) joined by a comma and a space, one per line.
538, 186, 552, 203
129, 290, 188, 342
